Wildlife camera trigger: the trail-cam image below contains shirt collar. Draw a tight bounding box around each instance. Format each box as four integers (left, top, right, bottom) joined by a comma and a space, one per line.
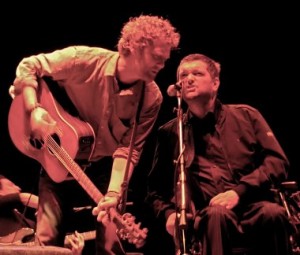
184, 99, 223, 126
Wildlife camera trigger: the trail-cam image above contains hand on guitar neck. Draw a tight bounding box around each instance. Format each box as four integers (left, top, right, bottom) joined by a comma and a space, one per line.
64, 231, 85, 255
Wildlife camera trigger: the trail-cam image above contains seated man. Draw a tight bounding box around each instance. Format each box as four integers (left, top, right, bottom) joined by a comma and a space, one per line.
146, 53, 293, 255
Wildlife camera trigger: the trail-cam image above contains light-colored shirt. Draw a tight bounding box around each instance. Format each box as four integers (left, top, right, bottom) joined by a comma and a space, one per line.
14, 46, 163, 165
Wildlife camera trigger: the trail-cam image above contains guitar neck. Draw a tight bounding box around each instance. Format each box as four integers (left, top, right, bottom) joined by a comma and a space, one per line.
45, 137, 125, 229
46, 136, 102, 203
64, 230, 96, 246
81, 230, 96, 241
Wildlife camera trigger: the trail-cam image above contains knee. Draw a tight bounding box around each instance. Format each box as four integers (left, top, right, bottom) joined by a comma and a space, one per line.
195, 205, 236, 233
261, 202, 286, 222
204, 205, 232, 221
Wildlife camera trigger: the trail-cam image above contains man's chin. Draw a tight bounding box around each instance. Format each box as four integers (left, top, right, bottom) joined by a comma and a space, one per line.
184, 93, 197, 100
143, 75, 155, 83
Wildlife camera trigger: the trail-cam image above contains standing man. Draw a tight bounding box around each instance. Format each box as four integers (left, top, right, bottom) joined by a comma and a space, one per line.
9, 15, 180, 254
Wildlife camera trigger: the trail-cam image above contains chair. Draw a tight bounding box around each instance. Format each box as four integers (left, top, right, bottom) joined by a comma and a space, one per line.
231, 181, 300, 255
176, 181, 300, 255
275, 181, 300, 254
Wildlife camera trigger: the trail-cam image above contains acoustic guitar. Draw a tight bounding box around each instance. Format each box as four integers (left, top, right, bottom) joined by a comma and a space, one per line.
8, 78, 147, 248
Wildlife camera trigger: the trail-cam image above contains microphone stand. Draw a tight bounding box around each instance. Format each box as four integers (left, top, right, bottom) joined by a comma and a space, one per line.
174, 88, 190, 255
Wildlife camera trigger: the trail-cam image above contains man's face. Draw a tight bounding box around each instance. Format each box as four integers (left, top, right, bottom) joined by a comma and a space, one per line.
178, 60, 219, 102
131, 41, 171, 83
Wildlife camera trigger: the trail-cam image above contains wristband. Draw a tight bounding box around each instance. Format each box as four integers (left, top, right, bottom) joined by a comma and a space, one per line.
105, 191, 121, 200
28, 103, 42, 114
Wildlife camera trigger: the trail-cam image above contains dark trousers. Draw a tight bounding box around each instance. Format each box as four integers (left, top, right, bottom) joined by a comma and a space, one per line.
194, 202, 292, 255
190, 201, 291, 255
35, 158, 126, 255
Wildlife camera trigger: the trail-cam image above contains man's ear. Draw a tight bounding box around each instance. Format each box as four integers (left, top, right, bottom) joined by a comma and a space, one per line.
213, 78, 220, 92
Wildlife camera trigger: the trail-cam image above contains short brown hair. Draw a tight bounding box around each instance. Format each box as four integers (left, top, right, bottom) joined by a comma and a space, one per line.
178, 53, 221, 80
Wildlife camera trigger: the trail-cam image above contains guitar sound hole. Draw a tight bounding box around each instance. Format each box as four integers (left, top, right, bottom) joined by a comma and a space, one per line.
29, 133, 61, 152
22, 232, 35, 243
29, 137, 44, 150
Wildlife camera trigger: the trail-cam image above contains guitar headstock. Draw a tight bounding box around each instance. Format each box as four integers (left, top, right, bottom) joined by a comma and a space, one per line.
115, 212, 148, 248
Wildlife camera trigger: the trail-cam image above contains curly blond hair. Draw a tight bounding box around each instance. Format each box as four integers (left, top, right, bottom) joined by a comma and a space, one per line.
118, 15, 180, 56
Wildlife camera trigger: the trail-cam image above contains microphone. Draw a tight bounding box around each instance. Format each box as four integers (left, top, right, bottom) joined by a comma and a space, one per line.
167, 82, 182, 97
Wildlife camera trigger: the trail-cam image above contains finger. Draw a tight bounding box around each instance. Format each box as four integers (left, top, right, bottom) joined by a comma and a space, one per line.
68, 238, 77, 247
209, 196, 220, 205
209, 197, 220, 206
226, 204, 232, 210
92, 206, 99, 216
99, 197, 117, 209
97, 210, 107, 222
101, 213, 110, 226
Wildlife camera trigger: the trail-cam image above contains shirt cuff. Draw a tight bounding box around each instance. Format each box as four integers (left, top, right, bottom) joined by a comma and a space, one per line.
233, 183, 249, 198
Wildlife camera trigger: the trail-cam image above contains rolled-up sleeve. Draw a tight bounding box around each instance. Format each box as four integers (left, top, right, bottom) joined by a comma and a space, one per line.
13, 46, 77, 94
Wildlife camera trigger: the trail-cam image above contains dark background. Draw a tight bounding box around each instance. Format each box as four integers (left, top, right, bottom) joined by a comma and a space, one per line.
0, 2, 298, 254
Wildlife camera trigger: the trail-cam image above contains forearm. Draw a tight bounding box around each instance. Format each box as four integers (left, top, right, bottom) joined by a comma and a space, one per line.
19, 193, 39, 209
107, 157, 134, 193
23, 86, 40, 112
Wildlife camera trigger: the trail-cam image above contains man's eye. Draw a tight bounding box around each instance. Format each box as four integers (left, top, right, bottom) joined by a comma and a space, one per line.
180, 74, 187, 78
153, 54, 165, 62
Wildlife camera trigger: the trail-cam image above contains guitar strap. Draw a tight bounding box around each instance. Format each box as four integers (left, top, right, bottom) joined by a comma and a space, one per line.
118, 82, 145, 214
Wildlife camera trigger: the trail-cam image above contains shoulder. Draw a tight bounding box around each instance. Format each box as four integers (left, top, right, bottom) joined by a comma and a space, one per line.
158, 118, 177, 132
21, 46, 117, 62
225, 103, 261, 115
72, 45, 117, 58
223, 104, 265, 123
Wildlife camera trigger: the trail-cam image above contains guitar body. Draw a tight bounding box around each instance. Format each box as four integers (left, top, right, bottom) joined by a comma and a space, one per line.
8, 78, 95, 183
